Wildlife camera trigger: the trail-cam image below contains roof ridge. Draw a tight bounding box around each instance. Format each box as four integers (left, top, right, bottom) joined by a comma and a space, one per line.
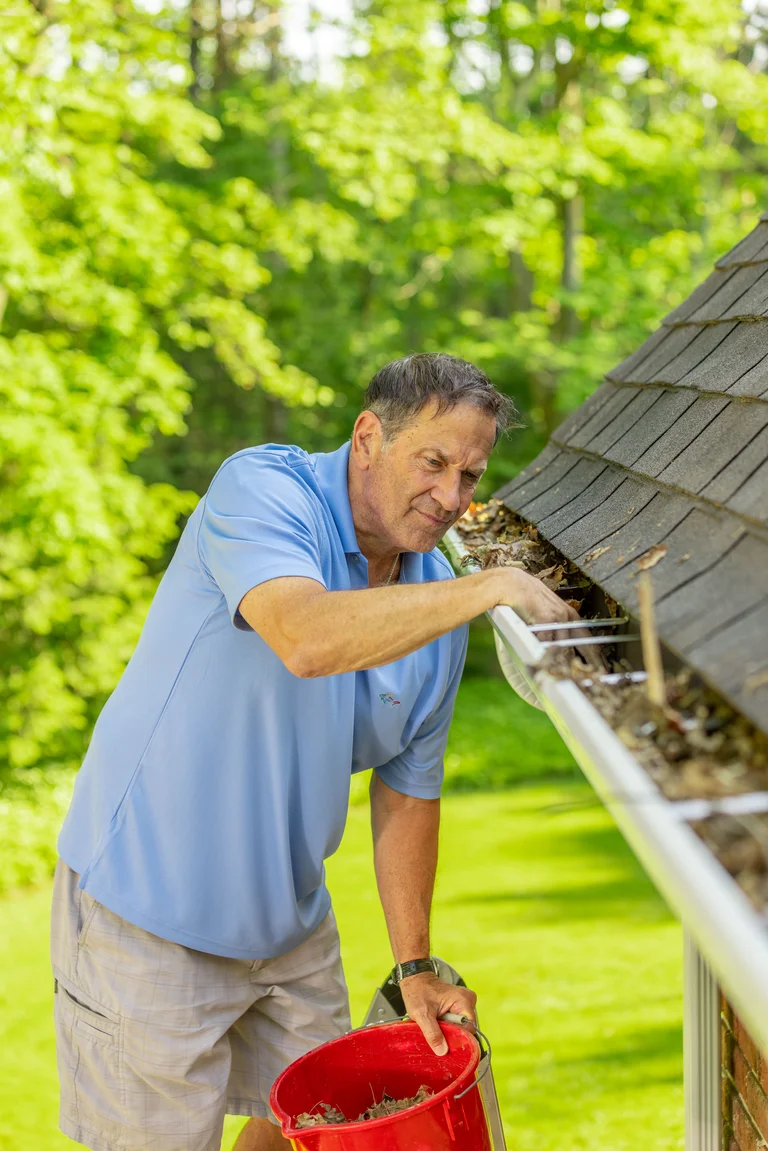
548, 438, 768, 542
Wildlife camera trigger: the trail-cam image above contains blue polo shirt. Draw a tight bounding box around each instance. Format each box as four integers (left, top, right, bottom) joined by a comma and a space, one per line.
58, 442, 468, 960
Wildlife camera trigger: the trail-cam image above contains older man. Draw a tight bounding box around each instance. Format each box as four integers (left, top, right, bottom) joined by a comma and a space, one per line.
51, 353, 575, 1151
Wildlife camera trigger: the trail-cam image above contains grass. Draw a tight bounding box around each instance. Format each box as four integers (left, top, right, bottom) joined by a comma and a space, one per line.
0, 783, 683, 1151
442, 676, 578, 792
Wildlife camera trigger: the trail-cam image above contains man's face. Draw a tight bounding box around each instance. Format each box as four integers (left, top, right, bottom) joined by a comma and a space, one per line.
351, 399, 496, 554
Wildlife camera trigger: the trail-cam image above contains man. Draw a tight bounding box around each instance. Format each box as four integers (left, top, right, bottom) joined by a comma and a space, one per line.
51, 353, 576, 1151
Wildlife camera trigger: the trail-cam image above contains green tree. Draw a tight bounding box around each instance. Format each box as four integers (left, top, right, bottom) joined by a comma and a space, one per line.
0, 0, 310, 773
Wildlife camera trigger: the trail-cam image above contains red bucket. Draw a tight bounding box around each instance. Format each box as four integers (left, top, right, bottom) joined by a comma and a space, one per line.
270, 1020, 492, 1151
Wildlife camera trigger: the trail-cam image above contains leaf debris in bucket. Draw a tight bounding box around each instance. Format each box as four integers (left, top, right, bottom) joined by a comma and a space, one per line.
295, 1086, 433, 1128
296, 1103, 348, 1128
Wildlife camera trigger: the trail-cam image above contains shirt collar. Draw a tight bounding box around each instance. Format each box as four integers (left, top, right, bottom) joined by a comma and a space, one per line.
311, 441, 361, 555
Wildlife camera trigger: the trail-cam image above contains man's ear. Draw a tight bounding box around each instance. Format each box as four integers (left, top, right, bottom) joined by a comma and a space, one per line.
351, 410, 384, 471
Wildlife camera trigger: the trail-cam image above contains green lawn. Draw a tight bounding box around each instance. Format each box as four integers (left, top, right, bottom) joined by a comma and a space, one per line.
0, 783, 683, 1151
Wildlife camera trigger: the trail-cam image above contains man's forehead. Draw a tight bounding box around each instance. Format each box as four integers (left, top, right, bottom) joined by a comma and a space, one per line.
404, 401, 495, 460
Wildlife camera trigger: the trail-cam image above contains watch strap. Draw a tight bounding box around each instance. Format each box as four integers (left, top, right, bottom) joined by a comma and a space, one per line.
394, 957, 439, 983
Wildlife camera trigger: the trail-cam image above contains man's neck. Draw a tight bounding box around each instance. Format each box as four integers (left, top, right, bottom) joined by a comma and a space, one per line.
346, 456, 400, 584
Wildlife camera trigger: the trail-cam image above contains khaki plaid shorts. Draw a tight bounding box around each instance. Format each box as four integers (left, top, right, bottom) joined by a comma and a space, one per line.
50, 860, 351, 1151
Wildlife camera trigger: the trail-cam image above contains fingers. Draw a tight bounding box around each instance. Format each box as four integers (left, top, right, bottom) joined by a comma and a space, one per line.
400, 976, 478, 1056
445, 989, 478, 1029
412, 1009, 449, 1056
501, 571, 590, 648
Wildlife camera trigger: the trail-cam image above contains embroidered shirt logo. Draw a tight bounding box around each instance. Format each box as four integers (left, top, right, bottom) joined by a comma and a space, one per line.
379, 692, 401, 707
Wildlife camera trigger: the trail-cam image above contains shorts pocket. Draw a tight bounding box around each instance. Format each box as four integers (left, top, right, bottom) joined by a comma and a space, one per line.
55, 979, 126, 1128
61, 984, 120, 1050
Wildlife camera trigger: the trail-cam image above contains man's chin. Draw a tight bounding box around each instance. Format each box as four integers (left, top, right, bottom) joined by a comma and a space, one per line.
403, 518, 453, 552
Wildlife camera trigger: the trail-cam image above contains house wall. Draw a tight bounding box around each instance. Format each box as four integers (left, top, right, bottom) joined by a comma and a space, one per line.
722, 994, 768, 1150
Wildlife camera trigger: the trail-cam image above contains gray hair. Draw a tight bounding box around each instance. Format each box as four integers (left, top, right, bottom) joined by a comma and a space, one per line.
362, 353, 521, 444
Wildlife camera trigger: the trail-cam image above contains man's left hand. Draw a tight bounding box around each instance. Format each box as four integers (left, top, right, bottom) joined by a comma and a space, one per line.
399, 973, 478, 1056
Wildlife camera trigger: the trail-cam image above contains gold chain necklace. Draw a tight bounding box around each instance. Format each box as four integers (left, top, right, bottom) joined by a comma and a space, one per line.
383, 553, 400, 587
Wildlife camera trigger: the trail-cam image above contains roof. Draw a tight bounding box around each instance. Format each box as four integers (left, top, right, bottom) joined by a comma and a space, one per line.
496, 218, 768, 735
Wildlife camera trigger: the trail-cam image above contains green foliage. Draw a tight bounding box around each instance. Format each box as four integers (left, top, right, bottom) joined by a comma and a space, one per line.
2, 0, 768, 784
0, 0, 313, 773
0, 768, 73, 893
442, 676, 578, 791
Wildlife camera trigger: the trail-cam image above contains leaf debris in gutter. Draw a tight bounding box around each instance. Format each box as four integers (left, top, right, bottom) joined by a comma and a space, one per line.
457, 499, 768, 909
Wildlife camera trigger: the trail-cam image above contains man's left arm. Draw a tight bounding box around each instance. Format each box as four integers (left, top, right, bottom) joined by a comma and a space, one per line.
370, 774, 477, 1054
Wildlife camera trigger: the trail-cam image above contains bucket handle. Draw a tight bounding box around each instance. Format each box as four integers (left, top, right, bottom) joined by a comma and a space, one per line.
439, 1013, 492, 1101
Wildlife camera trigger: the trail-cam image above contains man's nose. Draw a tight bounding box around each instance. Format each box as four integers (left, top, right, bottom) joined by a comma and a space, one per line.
431, 470, 462, 513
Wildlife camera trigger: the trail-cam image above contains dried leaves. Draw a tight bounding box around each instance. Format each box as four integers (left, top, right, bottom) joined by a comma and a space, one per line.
297, 1104, 348, 1128
359, 1086, 433, 1121
459, 498, 768, 910
457, 500, 591, 601
295, 1087, 433, 1129
693, 814, 768, 912
582, 671, 768, 802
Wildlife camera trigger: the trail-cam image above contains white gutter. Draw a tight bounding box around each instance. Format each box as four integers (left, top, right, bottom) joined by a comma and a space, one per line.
445, 527, 768, 1056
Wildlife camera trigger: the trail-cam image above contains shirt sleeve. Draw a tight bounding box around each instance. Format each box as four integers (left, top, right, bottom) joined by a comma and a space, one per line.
374, 624, 469, 800
196, 451, 327, 630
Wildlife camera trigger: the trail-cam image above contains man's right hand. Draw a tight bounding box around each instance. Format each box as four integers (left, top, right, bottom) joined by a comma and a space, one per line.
489, 566, 582, 643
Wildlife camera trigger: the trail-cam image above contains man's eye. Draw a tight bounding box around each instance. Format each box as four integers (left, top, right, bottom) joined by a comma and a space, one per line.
425, 458, 442, 467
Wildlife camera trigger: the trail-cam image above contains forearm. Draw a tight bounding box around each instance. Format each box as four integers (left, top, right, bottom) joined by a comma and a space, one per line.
370, 772, 439, 963
243, 568, 500, 677
240, 559, 578, 679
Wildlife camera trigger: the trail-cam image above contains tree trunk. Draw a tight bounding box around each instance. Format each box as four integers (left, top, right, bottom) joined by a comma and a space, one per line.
557, 192, 583, 340
510, 250, 534, 314
189, 0, 203, 97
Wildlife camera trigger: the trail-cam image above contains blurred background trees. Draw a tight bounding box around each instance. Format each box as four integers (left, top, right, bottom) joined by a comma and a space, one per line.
2, 0, 768, 780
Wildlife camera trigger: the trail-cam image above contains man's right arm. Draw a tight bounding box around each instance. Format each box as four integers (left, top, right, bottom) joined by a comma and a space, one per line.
238, 567, 578, 678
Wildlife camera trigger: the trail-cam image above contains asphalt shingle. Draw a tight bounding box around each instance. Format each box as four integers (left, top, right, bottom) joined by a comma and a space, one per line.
685, 600, 768, 732
573, 491, 693, 582
498, 449, 586, 509
583, 388, 665, 457
495, 443, 563, 501
600, 507, 744, 609
547, 476, 657, 556
518, 457, 608, 523
726, 352, 768, 398
657, 534, 768, 654
631, 395, 729, 478
606, 327, 671, 383
726, 457, 768, 526
700, 425, 768, 505
687, 263, 768, 323
663, 267, 736, 326
650, 322, 737, 386
716, 224, 768, 268
721, 267, 768, 320
675, 321, 768, 392
551, 383, 617, 443
658, 401, 768, 493
622, 325, 703, 384
565, 386, 639, 449
604, 389, 698, 469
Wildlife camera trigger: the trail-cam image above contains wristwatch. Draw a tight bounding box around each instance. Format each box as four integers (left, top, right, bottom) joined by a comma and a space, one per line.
393, 957, 439, 983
